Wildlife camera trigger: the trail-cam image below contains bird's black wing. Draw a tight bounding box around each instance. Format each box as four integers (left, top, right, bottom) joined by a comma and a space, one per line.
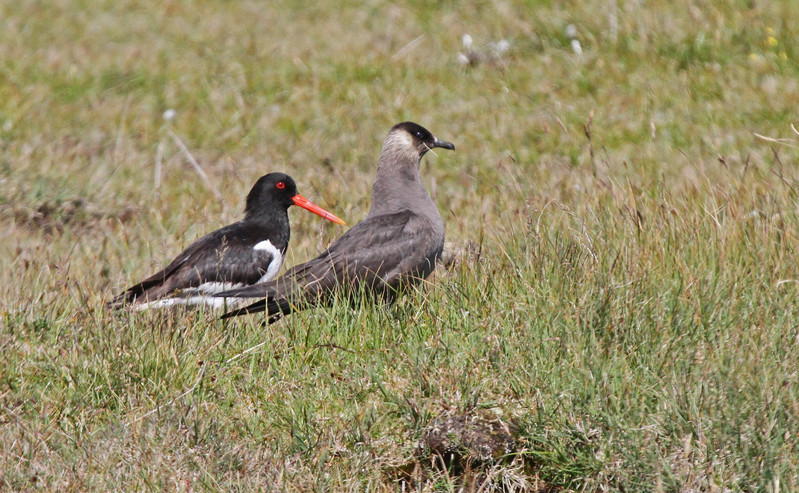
109, 221, 282, 307
219, 210, 442, 319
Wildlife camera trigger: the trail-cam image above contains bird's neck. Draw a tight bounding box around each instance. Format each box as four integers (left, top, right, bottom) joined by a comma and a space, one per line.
244, 205, 289, 230
368, 148, 434, 218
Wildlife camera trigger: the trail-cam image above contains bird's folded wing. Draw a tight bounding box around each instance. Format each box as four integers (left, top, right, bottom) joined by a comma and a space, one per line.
218, 210, 440, 320
110, 222, 275, 305
216, 211, 416, 298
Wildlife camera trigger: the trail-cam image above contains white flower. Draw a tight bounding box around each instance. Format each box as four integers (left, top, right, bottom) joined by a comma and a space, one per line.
462, 34, 473, 50
571, 39, 583, 56
565, 24, 578, 38
163, 109, 176, 122
495, 39, 510, 54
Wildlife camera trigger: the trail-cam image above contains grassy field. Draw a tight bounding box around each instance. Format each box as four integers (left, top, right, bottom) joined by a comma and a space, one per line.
2, 0, 799, 490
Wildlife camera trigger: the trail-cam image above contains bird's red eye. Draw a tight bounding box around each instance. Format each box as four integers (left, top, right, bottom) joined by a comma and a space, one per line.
276, 181, 286, 189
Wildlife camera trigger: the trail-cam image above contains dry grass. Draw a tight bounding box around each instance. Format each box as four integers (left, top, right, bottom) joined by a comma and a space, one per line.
2, 0, 799, 490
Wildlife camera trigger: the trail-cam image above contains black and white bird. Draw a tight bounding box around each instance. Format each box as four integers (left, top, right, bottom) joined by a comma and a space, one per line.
109, 172, 345, 310
216, 122, 454, 322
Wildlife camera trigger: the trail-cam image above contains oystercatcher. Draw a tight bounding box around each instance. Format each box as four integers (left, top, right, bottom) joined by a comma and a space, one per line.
109, 172, 345, 309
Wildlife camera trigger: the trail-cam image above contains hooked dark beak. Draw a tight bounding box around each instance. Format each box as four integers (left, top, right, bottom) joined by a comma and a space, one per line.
432, 138, 455, 151
291, 195, 347, 225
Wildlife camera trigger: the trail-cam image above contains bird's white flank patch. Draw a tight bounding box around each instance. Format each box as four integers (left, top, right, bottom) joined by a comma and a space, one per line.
134, 295, 247, 311
254, 239, 284, 282
132, 282, 245, 311
196, 282, 245, 294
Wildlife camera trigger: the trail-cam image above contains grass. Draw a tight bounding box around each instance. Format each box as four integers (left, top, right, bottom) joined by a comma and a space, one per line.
2, 0, 799, 490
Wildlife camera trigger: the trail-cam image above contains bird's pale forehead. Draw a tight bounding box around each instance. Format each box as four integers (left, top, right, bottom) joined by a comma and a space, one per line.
386, 129, 416, 149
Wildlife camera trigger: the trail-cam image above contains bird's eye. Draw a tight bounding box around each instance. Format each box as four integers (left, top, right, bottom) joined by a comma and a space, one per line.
415, 131, 425, 139
276, 181, 286, 189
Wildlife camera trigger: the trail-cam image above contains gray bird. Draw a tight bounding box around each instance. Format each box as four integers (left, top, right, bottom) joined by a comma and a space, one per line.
217, 122, 455, 322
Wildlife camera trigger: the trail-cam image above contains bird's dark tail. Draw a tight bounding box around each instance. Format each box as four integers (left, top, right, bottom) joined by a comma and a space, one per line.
106, 288, 138, 310
219, 296, 294, 324
106, 278, 164, 310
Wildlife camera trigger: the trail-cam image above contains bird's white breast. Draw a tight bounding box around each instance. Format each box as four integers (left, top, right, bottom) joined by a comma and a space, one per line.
253, 239, 284, 282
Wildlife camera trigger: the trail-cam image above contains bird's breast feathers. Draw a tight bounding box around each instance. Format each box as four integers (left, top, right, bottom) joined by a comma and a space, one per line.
253, 239, 284, 282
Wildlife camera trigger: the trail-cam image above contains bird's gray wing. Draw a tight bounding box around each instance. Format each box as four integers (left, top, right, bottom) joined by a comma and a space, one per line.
219, 210, 442, 319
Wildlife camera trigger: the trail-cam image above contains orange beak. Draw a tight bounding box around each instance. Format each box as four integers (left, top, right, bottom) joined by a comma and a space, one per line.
292, 194, 346, 225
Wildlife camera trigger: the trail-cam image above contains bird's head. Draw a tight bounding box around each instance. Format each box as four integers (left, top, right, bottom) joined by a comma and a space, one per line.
246, 172, 345, 225
247, 172, 298, 211
385, 122, 455, 160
